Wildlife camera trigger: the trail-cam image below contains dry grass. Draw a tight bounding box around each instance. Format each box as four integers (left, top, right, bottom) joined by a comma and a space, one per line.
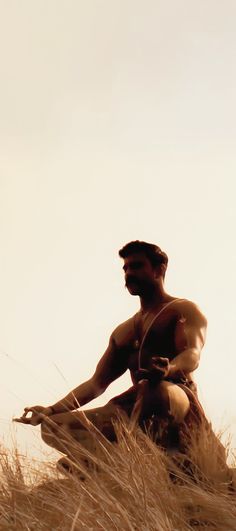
0, 420, 236, 531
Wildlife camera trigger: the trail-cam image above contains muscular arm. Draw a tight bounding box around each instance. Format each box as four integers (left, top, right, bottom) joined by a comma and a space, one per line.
167, 302, 207, 379
49, 335, 128, 414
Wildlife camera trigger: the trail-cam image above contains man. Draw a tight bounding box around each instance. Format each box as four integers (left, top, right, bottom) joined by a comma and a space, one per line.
15, 241, 207, 462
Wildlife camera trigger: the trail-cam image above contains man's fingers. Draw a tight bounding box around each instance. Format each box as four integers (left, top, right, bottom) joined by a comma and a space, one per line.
152, 356, 169, 367
23, 407, 42, 417
22, 410, 31, 418
23, 407, 36, 417
24, 407, 37, 414
13, 415, 42, 425
152, 356, 168, 362
13, 417, 32, 424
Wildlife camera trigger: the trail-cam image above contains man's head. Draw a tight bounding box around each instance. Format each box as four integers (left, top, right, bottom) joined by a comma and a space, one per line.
118, 240, 168, 296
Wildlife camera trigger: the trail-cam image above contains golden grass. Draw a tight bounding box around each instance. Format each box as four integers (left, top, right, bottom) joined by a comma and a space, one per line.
0, 421, 236, 530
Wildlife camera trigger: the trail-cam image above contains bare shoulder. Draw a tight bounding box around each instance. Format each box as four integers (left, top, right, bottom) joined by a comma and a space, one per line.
174, 298, 207, 326
111, 314, 137, 348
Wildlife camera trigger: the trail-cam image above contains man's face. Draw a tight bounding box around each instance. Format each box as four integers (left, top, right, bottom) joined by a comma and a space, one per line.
123, 253, 158, 296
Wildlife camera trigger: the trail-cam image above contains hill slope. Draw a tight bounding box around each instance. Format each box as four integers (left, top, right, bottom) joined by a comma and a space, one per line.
0, 421, 235, 530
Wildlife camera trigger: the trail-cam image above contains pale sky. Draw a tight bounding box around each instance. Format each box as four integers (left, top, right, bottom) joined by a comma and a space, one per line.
1, 1, 236, 455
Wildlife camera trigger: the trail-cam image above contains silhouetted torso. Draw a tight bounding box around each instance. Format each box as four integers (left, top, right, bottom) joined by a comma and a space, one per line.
112, 299, 195, 385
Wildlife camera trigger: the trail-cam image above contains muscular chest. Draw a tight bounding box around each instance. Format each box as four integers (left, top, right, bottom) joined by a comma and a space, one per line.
127, 309, 179, 372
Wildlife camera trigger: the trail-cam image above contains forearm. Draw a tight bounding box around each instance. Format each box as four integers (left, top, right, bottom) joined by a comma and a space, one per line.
168, 348, 200, 379
49, 379, 103, 414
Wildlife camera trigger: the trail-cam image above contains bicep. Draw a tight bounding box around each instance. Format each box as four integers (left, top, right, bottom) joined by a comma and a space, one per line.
92, 335, 128, 391
175, 304, 207, 354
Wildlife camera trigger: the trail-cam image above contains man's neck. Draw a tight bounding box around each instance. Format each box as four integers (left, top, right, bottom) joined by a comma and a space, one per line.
139, 286, 174, 313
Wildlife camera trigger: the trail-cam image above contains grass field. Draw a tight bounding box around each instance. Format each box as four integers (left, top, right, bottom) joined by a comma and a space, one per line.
0, 420, 236, 530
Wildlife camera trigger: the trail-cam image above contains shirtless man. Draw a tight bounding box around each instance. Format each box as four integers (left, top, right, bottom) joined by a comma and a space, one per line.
15, 241, 207, 458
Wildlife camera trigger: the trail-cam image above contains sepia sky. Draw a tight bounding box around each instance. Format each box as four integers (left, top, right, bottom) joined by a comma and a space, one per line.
0, 1, 236, 455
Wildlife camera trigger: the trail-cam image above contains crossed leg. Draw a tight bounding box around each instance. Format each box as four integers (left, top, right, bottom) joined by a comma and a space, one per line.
41, 401, 123, 458
41, 380, 190, 457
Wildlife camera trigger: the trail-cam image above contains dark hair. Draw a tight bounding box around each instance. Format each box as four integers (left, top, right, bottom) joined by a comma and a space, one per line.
118, 240, 168, 268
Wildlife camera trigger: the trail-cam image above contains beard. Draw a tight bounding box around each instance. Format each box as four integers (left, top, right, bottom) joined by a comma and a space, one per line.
125, 277, 154, 296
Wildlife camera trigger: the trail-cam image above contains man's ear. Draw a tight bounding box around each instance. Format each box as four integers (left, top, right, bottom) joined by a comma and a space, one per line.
154, 264, 166, 279
160, 263, 167, 279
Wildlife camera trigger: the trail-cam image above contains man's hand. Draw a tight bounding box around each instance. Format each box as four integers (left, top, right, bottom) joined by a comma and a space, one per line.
150, 356, 170, 379
135, 356, 170, 384
13, 406, 53, 426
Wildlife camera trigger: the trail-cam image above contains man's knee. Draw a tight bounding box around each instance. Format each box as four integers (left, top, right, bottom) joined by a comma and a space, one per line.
155, 381, 190, 423
41, 419, 56, 445
41, 419, 68, 446
41, 417, 99, 452
154, 381, 172, 416
41, 418, 82, 455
